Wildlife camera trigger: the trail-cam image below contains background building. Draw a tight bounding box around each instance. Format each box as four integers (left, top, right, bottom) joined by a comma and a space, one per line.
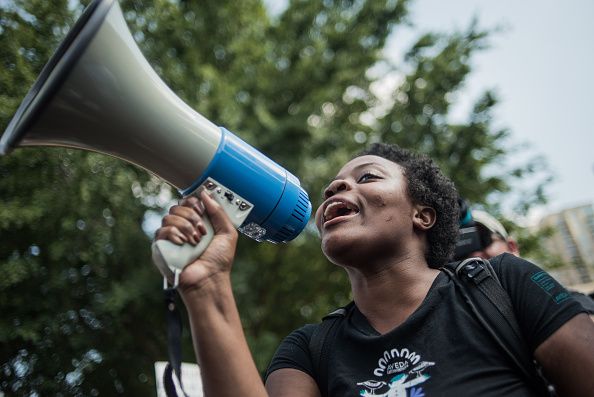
539, 203, 594, 287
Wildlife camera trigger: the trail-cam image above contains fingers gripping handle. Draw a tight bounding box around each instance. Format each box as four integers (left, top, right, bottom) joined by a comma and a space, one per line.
151, 178, 253, 286
152, 216, 215, 281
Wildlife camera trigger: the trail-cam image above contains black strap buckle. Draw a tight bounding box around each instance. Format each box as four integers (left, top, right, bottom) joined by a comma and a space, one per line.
455, 258, 489, 284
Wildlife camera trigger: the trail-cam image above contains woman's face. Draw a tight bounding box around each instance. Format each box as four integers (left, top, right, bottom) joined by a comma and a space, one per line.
315, 155, 421, 267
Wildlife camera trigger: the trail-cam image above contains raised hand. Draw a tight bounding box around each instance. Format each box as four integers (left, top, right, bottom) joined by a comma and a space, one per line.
154, 190, 238, 294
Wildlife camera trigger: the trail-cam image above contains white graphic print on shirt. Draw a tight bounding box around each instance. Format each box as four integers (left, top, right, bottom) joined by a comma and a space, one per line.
356, 347, 434, 396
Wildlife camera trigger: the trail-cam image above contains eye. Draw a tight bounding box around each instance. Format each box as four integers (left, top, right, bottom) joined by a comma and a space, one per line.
357, 172, 381, 183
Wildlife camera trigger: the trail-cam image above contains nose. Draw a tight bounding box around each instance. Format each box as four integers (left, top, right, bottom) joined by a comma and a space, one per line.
323, 179, 351, 199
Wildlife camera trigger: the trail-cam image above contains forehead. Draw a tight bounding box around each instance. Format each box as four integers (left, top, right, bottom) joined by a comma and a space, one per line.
335, 155, 404, 177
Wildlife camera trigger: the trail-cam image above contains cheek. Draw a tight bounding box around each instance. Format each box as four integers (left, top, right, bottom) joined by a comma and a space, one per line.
369, 191, 408, 223
485, 241, 510, 257
369, 194, 387, 208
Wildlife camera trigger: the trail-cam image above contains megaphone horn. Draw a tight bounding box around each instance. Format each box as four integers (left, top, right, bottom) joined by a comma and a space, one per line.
0, 0, 312, 282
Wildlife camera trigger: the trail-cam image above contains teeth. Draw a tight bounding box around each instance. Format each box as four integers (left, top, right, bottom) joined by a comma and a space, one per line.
323, 200, 356, 222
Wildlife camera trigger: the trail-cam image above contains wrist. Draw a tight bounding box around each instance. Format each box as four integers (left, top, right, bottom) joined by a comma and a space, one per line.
179, 271, 242, 332
179, 271, 232, 303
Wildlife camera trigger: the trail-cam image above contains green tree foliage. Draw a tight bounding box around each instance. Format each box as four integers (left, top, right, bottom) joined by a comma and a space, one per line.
1, 3, 169, 394
1, 0, 552, 394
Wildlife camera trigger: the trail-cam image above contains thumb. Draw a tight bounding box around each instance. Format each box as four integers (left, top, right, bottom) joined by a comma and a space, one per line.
199, 190, 236, 235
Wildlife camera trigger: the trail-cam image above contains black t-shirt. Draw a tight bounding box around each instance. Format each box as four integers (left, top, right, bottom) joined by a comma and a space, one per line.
266, 254, 586, 396
570, 291, 594, 314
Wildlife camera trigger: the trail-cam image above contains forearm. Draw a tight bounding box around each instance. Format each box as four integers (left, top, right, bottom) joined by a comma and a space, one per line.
180, 273, 268, 397
536, 313, 594, 397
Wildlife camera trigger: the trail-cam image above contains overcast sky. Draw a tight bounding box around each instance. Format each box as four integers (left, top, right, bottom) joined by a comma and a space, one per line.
385, 0, 594, 220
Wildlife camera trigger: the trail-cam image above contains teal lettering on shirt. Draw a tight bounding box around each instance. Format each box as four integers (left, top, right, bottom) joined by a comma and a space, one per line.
530, 271, 569, 304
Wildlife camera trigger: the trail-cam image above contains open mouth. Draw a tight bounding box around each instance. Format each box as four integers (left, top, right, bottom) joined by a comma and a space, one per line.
323, 199, 360, 224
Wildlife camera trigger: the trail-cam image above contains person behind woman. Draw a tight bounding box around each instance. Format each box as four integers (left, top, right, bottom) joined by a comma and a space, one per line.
155, 143, 594, 396
460, 208, 594, 320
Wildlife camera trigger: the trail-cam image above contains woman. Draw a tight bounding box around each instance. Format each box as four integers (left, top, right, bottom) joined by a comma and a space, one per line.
156, 143, 594, 396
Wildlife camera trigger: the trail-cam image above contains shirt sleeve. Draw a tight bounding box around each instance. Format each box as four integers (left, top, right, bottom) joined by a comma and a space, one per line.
569, 291, 594, 314
490, 253, 586, 352
264, 324, 317, 381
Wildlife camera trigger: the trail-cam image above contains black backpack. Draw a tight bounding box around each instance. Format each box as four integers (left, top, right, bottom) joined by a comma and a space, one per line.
308, 257, 553, 397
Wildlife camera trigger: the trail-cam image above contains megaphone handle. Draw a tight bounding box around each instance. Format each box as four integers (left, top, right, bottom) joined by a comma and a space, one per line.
151, 177, 254, 284
151, 213, 215, 281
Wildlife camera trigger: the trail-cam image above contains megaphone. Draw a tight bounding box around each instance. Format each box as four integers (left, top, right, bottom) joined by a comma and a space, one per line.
0, 0, 312, 282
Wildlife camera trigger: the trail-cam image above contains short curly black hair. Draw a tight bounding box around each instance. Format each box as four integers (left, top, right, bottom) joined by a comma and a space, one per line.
357, 143, 459, 267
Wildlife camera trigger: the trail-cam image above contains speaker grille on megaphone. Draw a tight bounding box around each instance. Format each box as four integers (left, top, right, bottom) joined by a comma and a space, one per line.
0, 0, 311, 245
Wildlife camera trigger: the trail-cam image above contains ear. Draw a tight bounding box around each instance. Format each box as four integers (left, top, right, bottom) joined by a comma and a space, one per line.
413, 205, 436, 231
506, 238, 520, 256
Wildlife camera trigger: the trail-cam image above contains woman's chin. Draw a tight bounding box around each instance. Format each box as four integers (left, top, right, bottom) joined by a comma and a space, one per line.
321, 234, 361, 265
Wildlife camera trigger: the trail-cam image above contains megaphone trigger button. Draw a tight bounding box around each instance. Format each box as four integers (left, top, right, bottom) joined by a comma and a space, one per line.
224, 191, 234, 202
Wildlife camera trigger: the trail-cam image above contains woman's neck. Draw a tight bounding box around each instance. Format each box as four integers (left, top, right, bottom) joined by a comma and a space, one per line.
345, 254, 440, 334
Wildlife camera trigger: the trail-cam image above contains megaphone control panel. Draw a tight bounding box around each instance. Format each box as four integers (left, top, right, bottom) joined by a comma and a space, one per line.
151, 177, 253, 286
199, 178, 254, 227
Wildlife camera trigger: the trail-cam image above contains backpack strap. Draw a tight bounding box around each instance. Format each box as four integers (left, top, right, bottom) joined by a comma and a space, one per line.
450, 257, 525, 342
309, 304, 350, 397
442, 258, 548, 392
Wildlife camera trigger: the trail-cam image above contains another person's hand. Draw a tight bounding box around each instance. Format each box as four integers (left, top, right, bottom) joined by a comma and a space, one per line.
154, 190, 238, 295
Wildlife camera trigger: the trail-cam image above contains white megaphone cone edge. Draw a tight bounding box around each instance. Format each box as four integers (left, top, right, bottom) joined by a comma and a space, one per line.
0, 0, 222, 190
